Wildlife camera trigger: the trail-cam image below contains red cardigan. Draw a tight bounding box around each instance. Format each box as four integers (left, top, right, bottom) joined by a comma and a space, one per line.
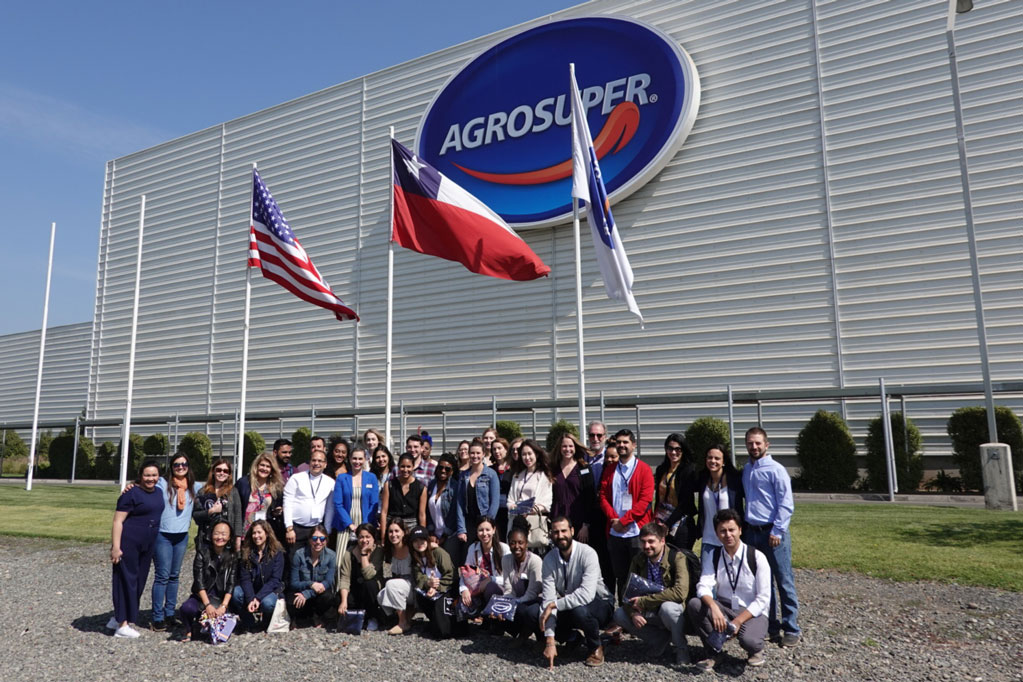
598, 457, 654, 535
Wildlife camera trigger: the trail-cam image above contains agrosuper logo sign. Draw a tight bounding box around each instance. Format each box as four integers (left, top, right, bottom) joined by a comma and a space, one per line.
416, 17, 700, 228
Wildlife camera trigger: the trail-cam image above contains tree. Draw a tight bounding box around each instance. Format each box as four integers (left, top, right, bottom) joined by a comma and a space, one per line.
143, 433, 170, 459
46, 426, 96, 479
243, 430, 266, 473
291, 427, 312, 466
795, 410, 858, 491
947, 406, 1023, 492
864, 412, 923, 492
0, 430, 29, 475
545, 420, 579, 453
684, 417, 732, 461
178, 432, 213, 480
118, 433, 145, 479
496, 420, 524, 441
94, 441, 119, 480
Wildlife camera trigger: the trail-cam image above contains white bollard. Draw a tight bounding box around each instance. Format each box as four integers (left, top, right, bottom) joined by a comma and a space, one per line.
980, 443, 1017, 511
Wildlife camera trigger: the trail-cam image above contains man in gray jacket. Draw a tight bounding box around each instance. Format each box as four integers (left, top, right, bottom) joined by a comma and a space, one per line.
532, 516, 614, 668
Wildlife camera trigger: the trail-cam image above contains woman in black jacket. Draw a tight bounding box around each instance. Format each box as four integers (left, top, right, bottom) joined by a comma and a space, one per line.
691, 444, 745, 560
178, 521, 236, 641
193, 458, 244, 550
656, 432, 699, 550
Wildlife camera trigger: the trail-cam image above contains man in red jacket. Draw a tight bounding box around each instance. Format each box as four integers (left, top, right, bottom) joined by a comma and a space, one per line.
599, 428, 654, 604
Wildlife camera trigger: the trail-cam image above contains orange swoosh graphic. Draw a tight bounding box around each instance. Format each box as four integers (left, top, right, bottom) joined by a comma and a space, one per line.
452, 101, 640, 186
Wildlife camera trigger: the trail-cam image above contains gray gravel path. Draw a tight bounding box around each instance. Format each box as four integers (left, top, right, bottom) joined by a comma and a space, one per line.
2, 536, 1021, 681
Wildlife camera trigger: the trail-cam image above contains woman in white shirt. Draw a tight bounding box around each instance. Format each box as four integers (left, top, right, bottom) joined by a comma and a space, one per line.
505, 439, 554, 552
459, 517, 510, 615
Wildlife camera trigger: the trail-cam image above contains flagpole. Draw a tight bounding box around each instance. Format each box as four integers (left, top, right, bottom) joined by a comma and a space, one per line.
119, 196, 145, 489
237, 163, 256, 476
25, 222, 56, 491
385, 127, 395, 448
569, 63, 588, 430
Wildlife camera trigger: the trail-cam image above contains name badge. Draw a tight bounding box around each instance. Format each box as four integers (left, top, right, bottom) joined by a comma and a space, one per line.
731, 594, 740, 611
254, 510, 267, 521
621, 493, 633, 510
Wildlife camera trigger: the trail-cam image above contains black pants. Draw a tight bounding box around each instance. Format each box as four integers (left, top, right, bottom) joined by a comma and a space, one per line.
607, 534, 642, 605
521, 599, 614, 653
347, 578, 383, 624
416, 589, 458, 639
286, 590, 339, 620
288, 523, 316, 564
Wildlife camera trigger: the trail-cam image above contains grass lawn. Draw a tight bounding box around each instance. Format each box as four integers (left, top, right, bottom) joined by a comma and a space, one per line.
1, 485, 1021, 591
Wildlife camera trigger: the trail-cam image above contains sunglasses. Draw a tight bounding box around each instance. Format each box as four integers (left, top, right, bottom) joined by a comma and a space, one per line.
437, 465, 453, 472
214, 467, 230, 473
665, 446, 683, 453
310, 536, 328, 543
172, 462, 189, 469
587, 432, 604, 439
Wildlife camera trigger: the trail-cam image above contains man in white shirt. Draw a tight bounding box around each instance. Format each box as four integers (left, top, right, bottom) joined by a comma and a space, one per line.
686, 508, 771, 670
283, 450, 334, 560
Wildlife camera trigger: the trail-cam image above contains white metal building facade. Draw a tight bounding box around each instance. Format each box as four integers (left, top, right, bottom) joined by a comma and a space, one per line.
78, 0, 1021, 465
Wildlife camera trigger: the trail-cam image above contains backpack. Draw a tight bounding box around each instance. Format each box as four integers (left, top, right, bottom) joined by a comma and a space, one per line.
665, 546, 702, 603
712, 544, 758, 581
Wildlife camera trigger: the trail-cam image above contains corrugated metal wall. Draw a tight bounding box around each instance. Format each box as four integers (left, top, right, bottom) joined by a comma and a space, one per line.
0, 322, 91, 434
81, 0, 1021, 470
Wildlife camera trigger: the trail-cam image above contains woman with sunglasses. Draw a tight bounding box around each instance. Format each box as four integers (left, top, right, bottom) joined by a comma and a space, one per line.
287, 523, 337, 627
151, 452, 203, 631
233, 519, 285, 631
653, 433, 698, 550
194, 458, 243, 550
377, 520, 415, 635
108, 459, 164, 638
426, 453, 461, 562
178, 520, 236, 641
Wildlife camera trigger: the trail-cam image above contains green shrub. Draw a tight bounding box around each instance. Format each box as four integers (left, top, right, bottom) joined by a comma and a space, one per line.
0, 429, 29, 460
684, 417, 732, 460
864, 412, 924, 492
545, 420, 579, 453
143, 433, 170, 459
178, 432, 213, 480
243, 431, 266, 473
795, 410, 858, 491
291, 427, 312, 466
118, 433, 145, 479
46, 427, 96, 479
30, 429, 54, 471
947, 406, 1023, 492
496, 420, 524, 441
94, 441, 119, 480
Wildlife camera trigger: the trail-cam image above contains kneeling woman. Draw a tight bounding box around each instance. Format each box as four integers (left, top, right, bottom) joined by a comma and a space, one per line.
179, 521, 236, 641
459, 517, 510, 615
233, 520, 285, 631
493, 523, 544, 639
408, 525, 457, 638
288, 524, 338, 626
339, 523, 386, 631
377, 521, 415, 635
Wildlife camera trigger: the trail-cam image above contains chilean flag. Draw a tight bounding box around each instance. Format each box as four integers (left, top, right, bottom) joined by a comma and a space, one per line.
391, 138, 550, 281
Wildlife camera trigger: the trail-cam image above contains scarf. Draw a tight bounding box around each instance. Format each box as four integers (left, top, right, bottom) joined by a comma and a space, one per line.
171, 476, 189, 511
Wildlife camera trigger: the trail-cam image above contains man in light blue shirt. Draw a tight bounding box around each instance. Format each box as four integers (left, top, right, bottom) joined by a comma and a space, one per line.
741, 426, 800, 647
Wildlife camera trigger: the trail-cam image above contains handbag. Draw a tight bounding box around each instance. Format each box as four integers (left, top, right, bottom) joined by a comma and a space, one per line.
337, 609, 365, 635
266, 598, 291, 633
459, 565, 485, 595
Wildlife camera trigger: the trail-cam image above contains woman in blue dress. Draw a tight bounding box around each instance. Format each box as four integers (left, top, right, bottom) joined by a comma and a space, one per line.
108, 459, 165, 638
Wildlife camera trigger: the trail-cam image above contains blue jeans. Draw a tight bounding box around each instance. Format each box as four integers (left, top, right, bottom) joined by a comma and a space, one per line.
743, 526, 800, 636
232, 585, 278, 629
151, 531, 189, 622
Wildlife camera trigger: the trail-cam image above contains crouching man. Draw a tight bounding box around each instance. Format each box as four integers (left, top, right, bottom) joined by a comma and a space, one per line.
611, 521, 691, 665
686, 508, 771, 670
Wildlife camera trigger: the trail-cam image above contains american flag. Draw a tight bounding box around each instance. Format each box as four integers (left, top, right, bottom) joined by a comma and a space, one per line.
247, 169, 358, 322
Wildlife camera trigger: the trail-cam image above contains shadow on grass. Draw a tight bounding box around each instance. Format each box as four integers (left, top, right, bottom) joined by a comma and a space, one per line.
895, 517, 1023, 548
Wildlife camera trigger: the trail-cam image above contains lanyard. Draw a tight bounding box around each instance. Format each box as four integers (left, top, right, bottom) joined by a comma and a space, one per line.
309, 474, 324, 499
723, 546, 745, 595
616, 458, 636, 487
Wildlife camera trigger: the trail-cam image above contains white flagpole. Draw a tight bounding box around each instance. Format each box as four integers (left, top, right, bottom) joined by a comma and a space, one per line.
385, 127, 395, 448
570, 63, 588, 429
25, 222, 56, 492
237, 163, 256, 476
119, 196, 145, 489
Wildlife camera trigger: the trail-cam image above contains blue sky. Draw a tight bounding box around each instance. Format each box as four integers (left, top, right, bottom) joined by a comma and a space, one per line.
1, 0, 582, 335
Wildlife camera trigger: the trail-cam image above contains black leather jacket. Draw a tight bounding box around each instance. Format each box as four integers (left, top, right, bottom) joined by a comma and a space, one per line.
191, 544, 237, 599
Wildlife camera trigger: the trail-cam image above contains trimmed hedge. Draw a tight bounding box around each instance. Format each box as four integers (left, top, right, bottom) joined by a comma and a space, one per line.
94, 441, 119, 480
947, 406, 1023, 492
143, 433, 170, 459
864, 412, 924, 492
684, 417, 732, 460
47, 427, 96, 479
496, 420, 524, 441
795, 409, 858, 491
291, 427, 312, 466
243, 431, 266, 473
178, 432, 213, 480
120, 433, 145, 479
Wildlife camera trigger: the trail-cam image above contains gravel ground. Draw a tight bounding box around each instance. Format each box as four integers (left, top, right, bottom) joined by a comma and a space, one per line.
2, 536, 1021, 681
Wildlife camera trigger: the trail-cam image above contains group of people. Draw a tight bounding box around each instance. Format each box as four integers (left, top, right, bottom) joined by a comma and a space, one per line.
109, 423, 800, 671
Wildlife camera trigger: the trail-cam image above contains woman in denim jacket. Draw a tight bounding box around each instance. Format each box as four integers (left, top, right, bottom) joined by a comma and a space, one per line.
426, 453, 462, 563
287, 523, 337, 626
454, 439, 500, 546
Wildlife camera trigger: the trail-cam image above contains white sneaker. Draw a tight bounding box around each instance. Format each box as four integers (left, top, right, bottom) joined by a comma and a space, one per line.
366, 618, 379, 632
106, 617, 119, 630
114, 624, 141, 639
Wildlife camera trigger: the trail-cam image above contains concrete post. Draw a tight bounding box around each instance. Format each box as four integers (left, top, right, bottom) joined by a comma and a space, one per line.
981, 443, 1017, 511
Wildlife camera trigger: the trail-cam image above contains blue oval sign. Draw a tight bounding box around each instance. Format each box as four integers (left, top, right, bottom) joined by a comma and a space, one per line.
416, 16, 699, 228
